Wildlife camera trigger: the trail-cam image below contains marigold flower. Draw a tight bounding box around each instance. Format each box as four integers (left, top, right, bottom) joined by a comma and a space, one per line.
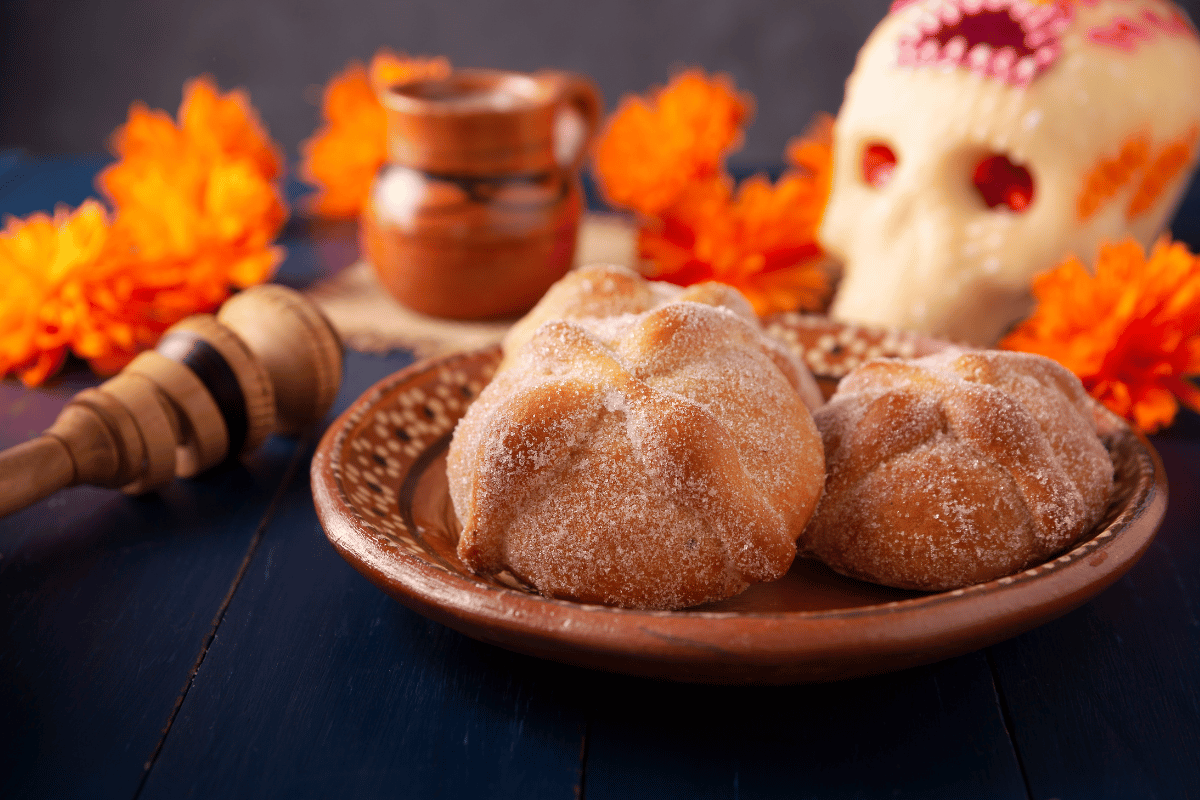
1001, 237, 1200, 433
593, 70, 753, 217
0, 201, 120, 385
1, 77, 285, 386
595, 73, 832, 317
300, 51, 451, 218
98, 77, 287, 361
639, 168, 831, 317
178, 77, 284, 180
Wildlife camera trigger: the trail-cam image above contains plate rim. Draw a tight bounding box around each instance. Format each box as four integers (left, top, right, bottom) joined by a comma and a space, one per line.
312, 326, 1169, 683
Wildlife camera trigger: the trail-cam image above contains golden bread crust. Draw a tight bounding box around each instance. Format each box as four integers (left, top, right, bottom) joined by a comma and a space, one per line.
803, 349, 1114, 591
499, 264, 824, 411
449, 301, 825, 609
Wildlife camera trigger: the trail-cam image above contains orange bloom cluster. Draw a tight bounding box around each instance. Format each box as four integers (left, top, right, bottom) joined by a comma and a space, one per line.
592, 70, 833, 317
593, 71, 752, 218
300, 51, 451, 218
0, 202, 116, 384
0, 77, 285, 386
1001, 237, 1200, 433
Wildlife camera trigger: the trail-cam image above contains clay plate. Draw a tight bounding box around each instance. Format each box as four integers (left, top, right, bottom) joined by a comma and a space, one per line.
311, 314, 1168, 684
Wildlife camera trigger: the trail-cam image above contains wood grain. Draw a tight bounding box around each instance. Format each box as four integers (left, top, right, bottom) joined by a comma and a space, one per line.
138, 352, 591, 799
583, 652, 1027, 800
3, 153, 1200, 799
0, 380, 304, 798
0, 158, 349, 799
988, 410, 1200, 800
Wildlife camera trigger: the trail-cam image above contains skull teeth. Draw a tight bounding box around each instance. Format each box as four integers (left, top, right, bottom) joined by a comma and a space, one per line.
939, 3, 963, 25
919, 11, 941, 34
1024, 5, 1056, 29
942, 36, 968, 62
1014, 55, 1038, 84
1035, 45, 1057, 66
968, 43, 994, 73
1009, 0, 1036, 22
992, 46, 1018, 77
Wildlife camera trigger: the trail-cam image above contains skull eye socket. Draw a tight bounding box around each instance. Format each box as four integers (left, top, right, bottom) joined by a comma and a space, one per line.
973, 154, 1035, 212
862, 143, 897, 189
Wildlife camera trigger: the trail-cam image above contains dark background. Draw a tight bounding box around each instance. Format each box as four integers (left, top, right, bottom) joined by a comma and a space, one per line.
0, 0, 939, 167
4, 0, 1200, 167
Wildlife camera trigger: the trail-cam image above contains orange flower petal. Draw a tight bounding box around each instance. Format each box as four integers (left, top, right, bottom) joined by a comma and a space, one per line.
593, 70, 753, 217
4, 78, 285, 384
301, 52, 452, 219
0, 201, 119, 384
1002, 236, 1200, 433
607, 96, 834, 316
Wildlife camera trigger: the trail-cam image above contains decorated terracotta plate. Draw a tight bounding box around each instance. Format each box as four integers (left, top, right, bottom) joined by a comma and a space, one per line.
311, 314, 1167, 684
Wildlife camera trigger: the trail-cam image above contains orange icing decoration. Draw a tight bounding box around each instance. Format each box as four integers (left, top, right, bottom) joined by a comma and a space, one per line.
1075, 125, 1199, 221
1077, 133, 1151, 220
1127, 125, 1199, 218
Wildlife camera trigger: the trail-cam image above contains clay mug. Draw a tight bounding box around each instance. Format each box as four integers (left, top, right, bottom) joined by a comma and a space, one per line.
362, 69, 602, 319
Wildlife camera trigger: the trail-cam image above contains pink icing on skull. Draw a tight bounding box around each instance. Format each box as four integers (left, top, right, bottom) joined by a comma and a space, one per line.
821, 0, 1200, 345
896, 0, 1073, 86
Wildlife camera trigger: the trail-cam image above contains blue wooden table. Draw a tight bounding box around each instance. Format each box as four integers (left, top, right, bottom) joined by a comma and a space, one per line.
2, 153, 1198, 799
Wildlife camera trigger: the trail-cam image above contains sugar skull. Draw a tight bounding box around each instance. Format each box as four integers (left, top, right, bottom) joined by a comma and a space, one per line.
821, 0, 1200, 345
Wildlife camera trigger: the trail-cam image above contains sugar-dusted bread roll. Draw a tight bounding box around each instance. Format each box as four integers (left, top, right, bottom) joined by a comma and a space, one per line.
500, 264, 825, 411
803, 349, 1114, 591
448, 300, 825, 610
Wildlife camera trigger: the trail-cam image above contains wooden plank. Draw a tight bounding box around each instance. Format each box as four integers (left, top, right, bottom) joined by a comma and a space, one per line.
0, 414, 303, 798
0, 158, 333, 799
582, 651, 1027, 800
989, 410, 1200, 800
0, 154, 109, 215
139, 350, 587, 799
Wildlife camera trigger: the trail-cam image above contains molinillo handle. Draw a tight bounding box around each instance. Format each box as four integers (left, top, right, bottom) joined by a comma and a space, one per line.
0, 285, 343, 519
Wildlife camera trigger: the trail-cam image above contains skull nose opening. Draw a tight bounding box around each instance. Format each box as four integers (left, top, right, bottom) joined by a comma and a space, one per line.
973, 154, 1034, 213
861, 142, 897, 189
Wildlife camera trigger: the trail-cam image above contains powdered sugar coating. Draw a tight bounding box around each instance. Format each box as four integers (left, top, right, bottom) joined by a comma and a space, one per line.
500, 264, 825, 411
804, 348, 1114, 591
448, 300, 825, 610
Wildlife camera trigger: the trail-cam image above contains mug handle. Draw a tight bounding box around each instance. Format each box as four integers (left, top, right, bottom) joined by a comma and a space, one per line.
541, 71, 603, 170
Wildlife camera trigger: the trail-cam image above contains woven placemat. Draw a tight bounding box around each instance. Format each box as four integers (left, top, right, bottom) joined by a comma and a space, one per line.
305, 213, 638, 358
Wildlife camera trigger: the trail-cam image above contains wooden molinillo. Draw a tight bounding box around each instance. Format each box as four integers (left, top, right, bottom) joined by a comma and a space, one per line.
0, 285, 343, 518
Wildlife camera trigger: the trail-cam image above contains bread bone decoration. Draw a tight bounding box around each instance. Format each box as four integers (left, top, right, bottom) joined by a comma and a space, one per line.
499, 263, 825, 410
821, 0, 1200, 345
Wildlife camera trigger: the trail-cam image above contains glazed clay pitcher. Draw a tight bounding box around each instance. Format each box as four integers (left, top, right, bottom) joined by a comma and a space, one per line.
362, 69, 602, 319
